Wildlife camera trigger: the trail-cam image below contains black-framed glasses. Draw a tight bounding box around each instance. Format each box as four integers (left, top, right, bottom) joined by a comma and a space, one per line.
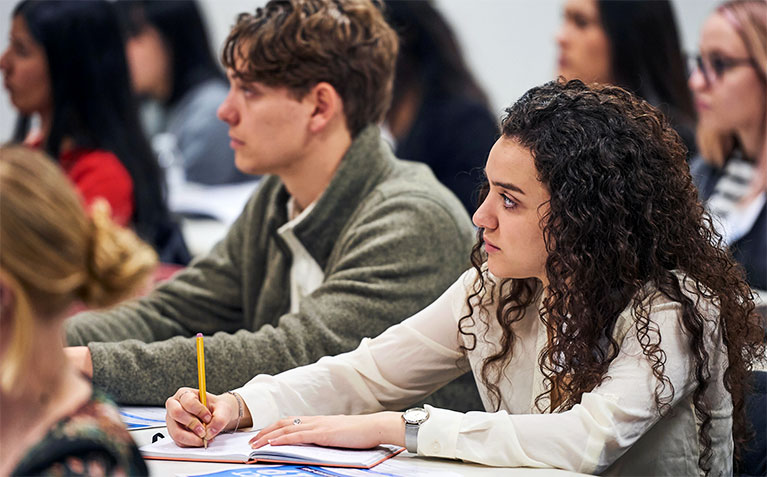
688, 53, 756, 85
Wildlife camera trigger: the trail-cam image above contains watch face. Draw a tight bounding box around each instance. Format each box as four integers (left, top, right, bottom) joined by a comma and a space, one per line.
404, 407, 429, 424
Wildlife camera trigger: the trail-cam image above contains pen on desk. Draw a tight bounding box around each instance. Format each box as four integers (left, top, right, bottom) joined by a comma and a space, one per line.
196, 332, 208, 449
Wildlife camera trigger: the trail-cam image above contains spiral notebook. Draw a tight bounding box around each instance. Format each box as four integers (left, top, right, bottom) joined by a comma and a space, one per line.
140, 430, 404, 469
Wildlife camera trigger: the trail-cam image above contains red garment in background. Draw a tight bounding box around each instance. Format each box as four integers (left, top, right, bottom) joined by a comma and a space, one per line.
58, 148, 135, 227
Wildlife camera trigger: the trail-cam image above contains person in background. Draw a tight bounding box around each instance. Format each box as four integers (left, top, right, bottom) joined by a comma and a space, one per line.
165, 80, 765, 475
688, 0, 766, 293
383, 0, 498, 214
117, 0, 250, 186
556, 0, 697, 156
0, 146, 155, 476
65, 0, 482, 413
0, 0, 190, 265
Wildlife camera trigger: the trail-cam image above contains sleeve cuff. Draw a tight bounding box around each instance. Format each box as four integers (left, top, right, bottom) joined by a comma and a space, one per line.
418, 404, 463, 459
232, 377, 283, 431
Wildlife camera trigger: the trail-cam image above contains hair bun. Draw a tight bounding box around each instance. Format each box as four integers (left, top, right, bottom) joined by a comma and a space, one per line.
79, 200, 157, 308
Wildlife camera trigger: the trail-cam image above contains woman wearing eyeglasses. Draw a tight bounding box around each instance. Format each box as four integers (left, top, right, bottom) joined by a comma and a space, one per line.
688, 0, 766, 293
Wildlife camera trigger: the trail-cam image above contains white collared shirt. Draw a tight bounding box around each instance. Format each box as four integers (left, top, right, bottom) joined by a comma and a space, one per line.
236, 269, 732, 475
277, 198, 324, 313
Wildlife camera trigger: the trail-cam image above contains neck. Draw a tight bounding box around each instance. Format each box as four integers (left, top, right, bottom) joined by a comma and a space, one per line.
0, 359, 90, 475
280, 123, 353, 211
737, 117, 766, 160
38, 108, 53, 142
2, 321, 69, 405
0, 317, 91, 447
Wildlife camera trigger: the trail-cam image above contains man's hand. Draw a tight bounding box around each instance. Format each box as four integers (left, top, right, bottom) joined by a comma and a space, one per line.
65, 346, 93, 378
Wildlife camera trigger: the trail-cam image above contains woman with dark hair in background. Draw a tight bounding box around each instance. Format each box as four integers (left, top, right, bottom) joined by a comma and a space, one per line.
118, 0, 249, 185
0, 0, 190, 265
556, 0, 697, 156
384, 0, 498, 214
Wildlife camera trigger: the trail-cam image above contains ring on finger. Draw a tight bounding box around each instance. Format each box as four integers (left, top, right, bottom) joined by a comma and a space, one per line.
293, 418, 301, 425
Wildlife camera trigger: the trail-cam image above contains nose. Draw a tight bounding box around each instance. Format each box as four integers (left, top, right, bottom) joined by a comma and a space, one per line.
0, 47, 11, 72
555, 23, 567, 49
555, 19, 571, 49
688, 65, 707, 92
217, 91, 239, 126
472, 192, 498, 231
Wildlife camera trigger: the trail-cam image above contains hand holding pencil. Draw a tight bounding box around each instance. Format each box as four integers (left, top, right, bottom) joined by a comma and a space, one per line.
165, 334, 253, 447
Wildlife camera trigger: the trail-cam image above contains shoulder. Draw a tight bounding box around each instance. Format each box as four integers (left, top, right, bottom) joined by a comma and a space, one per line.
614, 272, 720, 342
61, 149, 131, 181
362, 158, 473, 231
14, 391, 147, 476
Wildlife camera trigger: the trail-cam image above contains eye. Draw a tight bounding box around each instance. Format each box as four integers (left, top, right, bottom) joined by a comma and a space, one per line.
572, 14, 589, 29
501, 193, 517, 209
239, 85, 256, 97
10, 39, 28, 57
709, 55, 729, 77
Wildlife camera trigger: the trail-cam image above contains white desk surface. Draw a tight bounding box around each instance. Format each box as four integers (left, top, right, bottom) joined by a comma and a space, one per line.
130, 427, 588, 477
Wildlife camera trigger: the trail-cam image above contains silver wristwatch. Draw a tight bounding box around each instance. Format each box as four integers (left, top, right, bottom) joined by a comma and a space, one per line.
402, 407, 429, 453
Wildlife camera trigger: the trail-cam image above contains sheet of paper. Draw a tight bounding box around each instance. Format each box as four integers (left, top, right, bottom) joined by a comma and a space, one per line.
143, 431, 254, 460
144, 430, 401, 467
119, 406, 167, 429
168, 179, 261, 225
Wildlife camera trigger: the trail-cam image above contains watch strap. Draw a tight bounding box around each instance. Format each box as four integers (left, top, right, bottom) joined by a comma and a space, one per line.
404, 422, 418, 453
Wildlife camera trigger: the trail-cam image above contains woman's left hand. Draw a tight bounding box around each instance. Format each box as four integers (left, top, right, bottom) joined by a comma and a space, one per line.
249, 412, 405, 450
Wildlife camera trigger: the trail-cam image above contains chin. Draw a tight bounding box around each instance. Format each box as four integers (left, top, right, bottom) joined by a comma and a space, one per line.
486, 261, 511, 279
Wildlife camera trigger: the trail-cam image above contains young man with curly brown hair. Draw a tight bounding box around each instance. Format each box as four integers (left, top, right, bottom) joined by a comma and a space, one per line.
65, 0, 480, 412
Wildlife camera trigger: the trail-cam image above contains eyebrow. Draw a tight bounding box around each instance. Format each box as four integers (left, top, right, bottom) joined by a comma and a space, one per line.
489, 179, 525, 195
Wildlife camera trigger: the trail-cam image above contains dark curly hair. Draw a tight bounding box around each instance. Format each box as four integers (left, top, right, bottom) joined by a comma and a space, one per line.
459, 79, 765, 474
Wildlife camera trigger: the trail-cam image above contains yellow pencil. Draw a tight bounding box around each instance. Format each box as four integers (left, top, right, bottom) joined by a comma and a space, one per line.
196, 333, 208, 449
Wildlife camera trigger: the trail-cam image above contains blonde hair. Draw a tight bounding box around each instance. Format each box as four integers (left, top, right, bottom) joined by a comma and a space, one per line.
697, 0, 767, 166
0, 146, 157, 393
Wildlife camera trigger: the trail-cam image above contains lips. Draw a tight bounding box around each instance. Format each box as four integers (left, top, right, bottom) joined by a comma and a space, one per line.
694, 99, 710, 112
229, 136, 245, 148
484, 236, 501, 253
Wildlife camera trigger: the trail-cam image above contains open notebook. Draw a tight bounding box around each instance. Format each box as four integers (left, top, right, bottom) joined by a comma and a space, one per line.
140, 430, 404, 469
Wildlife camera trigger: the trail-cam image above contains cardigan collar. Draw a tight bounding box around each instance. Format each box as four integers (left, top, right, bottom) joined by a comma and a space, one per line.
268, 125, 395, 269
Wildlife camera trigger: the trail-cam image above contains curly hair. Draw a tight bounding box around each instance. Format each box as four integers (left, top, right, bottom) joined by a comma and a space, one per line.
221, 0, 398, 137
459, 79, 765, 474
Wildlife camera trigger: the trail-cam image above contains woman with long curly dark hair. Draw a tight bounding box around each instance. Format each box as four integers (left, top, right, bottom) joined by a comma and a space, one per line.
163, 80, 764, 475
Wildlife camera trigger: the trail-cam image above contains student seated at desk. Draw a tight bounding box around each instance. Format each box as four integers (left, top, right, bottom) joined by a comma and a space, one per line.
0, 146, 155, 476
65, 0, 481, 413
166, 81, 766, 476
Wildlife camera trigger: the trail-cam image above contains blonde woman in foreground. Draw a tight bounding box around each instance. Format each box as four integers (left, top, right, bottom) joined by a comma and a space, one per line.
0, 146, 155, 476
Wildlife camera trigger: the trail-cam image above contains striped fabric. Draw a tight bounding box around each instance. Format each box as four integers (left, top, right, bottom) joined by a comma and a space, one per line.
706, 151, 765, 245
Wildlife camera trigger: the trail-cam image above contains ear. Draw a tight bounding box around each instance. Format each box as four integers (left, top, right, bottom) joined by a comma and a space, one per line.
306, 82, 343, 134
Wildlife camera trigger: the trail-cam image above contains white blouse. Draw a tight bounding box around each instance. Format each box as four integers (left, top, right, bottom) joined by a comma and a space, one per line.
235, 269, 733, 475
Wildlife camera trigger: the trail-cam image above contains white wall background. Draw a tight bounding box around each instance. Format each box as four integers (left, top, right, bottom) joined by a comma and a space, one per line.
0, 0, 718, 141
